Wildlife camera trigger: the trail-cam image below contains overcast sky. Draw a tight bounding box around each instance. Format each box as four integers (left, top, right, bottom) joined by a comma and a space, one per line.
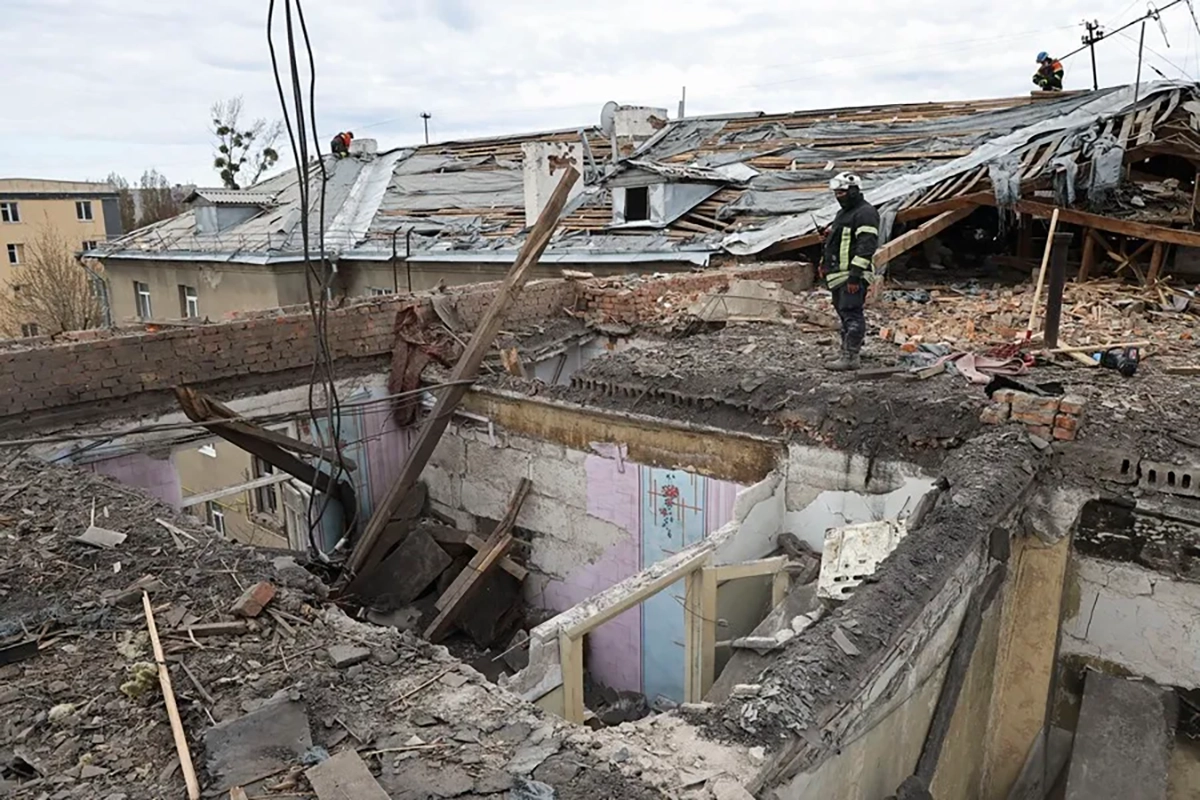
4, 0, 1199, 187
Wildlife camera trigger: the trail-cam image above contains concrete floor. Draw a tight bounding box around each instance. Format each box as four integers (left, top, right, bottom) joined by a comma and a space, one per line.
1168, 737, 1200, 800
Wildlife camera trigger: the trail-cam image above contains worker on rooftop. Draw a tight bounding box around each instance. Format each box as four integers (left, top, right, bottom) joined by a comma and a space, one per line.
1033, 52, 1065, 91
331, 131, 354, 158
820, 172, 879, 372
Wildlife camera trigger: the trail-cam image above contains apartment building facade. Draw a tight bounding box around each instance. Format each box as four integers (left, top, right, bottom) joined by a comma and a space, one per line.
0, 178, 122, 336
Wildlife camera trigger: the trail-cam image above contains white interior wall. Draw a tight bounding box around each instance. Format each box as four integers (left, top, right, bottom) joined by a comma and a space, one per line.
1062, 555, 1200, 689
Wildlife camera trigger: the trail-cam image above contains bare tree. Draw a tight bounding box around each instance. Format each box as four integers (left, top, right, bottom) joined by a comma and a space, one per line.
137, 170, 184, 226
0, 226, 104, 338
211, 97, 283, 190
106, 172, 137, 233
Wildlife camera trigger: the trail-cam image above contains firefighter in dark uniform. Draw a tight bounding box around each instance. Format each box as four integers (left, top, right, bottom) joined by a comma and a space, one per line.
820, 172, 879, 371
1033, 52, 1064, 91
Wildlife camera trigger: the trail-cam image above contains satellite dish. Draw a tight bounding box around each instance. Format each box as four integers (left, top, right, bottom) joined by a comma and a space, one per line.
600, 101, 619, 137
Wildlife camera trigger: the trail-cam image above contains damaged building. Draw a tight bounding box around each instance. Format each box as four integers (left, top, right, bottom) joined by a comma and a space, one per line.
4, 81, 1200, 799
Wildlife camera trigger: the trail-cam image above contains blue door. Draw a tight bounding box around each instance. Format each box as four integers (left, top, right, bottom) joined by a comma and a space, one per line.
640, 467, 707, 705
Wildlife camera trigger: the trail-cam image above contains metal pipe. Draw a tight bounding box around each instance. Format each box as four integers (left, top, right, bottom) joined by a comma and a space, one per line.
391, 226, 413, 294
1043, 231, 1073, 348
406, 230, 413, 293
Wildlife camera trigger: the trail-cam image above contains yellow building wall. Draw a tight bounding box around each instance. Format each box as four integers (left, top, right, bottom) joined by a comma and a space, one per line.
0, 179, 115, 333
173, 436, 288, 549
103, 260, 292, 322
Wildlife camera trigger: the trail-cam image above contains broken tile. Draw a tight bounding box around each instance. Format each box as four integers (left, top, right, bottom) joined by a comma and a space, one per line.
306, 750, 389, 800
328, 644, 371, 669
75, 525, 127, 549
832, 627, 860, 657
506, 740, 561, 776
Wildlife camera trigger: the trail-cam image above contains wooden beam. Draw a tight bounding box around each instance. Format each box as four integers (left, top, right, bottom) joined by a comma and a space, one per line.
1147, 241, 1168, 284
343, 167, 580, 584
972, 196, 1200, 250
699, 566, 717, 699
559, 630, 585, 724
873, 207, 974, 267
772, 570, 790, 607
1027, 208, 1061, 337
422, 525, 528, 582
175, 387, 358, 521
712, 556, 788, 584
180, 472, 294, 509
566, 548, 713, 639
201, 394, 356, 471
423, 478, 530, 642
684, 563, 706, 704
760, 231, 823, 258
895, 191, 993, 224
1078, 227, 1097, 281
143, 593, 201, 800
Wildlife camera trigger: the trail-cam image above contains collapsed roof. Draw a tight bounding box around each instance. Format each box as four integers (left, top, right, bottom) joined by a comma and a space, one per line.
91, 82, 1200, 267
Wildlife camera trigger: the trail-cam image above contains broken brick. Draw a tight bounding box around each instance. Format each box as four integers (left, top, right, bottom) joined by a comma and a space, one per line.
1055, 414, 1080, 433
231, 581, 276, 618
1059, 394, 1087, 415
1026, 425, 1053, 440
1010, 393, 1061, 415
1053, 426, 1077, 441
328, 644, 371, 669
1012, 409, 1057, 427
992, 389, 1019, 405
979, 404, 1010, 425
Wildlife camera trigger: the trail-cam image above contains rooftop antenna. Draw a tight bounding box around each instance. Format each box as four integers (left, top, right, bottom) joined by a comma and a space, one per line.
419, 112, 432, 144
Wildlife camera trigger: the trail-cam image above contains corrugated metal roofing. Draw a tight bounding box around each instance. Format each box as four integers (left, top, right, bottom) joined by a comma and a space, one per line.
184, 188, 279, 206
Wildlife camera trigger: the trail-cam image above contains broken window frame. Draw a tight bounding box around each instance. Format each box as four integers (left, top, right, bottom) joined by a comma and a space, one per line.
368, 287, 394, 297
252, 455, 280, 518
134, 281, 152, 320
0, 202, 19, 223
82, 240, 98, 252
6, 243, 22, 265
19, 322, 38, 338
75, 200, 93, 221
206, 501, 226, 535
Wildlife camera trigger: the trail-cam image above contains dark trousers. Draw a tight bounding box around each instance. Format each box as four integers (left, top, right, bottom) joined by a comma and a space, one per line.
831, 282, 866, 353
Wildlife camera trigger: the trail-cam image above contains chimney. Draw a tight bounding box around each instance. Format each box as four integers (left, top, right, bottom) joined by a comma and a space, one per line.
350, 138, 378, 158
612, 105, 669, 156
521, 141, 585, 226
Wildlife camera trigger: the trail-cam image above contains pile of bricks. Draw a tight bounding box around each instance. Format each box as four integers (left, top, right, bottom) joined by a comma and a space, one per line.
980, 390, 1086, 441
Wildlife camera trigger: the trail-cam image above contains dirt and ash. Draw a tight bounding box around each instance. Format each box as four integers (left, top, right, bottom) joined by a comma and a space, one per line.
0, 457, 750, 800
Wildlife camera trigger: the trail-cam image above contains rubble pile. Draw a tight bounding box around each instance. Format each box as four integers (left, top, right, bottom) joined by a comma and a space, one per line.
0, 457, 761, 800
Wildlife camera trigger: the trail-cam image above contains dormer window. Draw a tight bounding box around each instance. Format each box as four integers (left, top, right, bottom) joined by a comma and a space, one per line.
624, 187, 650, 222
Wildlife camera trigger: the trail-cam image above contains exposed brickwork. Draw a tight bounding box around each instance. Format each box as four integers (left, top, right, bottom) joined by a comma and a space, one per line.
980, 391, 1087, 441
3, 267, 793, 429
578, 263, 809, 324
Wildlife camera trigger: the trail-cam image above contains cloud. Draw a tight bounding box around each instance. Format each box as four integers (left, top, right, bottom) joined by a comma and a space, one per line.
2, 0, 1197, 185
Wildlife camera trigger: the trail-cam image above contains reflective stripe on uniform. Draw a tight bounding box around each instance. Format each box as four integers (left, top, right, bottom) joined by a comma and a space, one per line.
856, 226, 878, 237
839, 228, 852, 272
851, 256, 872, 269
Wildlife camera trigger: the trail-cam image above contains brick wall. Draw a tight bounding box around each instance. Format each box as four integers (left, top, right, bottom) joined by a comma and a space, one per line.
0, 265, 803, 428
578, 262, 809, 324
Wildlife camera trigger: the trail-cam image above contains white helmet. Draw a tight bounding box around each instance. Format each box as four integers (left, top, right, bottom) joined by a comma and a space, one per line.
829, 172, 862, 192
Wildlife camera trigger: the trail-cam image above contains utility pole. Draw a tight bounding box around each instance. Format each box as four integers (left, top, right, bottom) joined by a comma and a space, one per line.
678, 86, 687, 119
1081, 19, 1105, 90
1135, 19, 1147, 106
420, 112, 432, 144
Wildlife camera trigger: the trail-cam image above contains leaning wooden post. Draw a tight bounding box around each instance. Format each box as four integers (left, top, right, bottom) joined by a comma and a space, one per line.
1026, 208, 1060, 338
340, 167, 580, 586
143, 593, 201, 800
1043, 231, 1073, 349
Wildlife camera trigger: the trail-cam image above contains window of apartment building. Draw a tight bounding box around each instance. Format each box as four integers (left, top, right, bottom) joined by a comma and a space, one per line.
368, 287, 394, 297
134, 281, 152, 319
6, 243, 23, 265
0, 203, 19, 223
252, 456, 280, 516
178, 285, 199, 319
20, 323, 39, 338
76, 201, 93, 221
206, 501, 226, 535
82, 240, 98, 252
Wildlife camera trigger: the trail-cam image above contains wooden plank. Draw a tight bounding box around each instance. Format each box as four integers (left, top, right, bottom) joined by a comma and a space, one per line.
760, 231, 823, 257
180, 473, 294, 509
874, 207, 974, 267
970, 197, 1200, 250
1027, 208, 1060, 337
712, 556, 788, 583
895, 191, 993, 223
772, 571, 790, 607
305, 750, 390, 800
202, 394, 356, 471
559, 630, 585, 724
699, 566, 717, 699
1047, 340, 1150, 354
1078, 227, 1097, 281
466, 534, 527, 582
684, 566, 705, 704
343, 167, 580, 584
423, 526, 527, 582
143, 593, 201, 800
1147, 241, 1167, 284
423, 478, 530, 642
566, 548, 714, 639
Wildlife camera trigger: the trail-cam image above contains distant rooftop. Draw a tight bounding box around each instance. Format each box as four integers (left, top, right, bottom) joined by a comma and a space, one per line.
0, 178, 117, 196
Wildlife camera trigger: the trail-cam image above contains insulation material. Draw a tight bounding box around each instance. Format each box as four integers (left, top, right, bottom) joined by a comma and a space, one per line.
988, 153, 1022, 208
1052, 153, 1080, 207
817, 519, 909, 600
1087, 133, 1126, 209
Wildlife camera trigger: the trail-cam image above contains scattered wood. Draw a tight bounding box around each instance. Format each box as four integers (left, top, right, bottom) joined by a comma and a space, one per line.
896, 362, 947, 381
75, 525, 127, 549
142, 593, 201, 800
1026, 208, 1060, 337
177, 659, 216, 705
500, 347, 526, 377
561, 269, 595, 280
1047, 340, 1150, 355
229, 789, 249, 800
424, 479, 532, 642
184, 621, 257, 638
0, 638, 39, 666
1164, 365, 1200, 375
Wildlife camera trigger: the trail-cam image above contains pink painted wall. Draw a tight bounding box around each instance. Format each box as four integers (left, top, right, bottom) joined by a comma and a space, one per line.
88, 452, 182, 507
360, 398, 414, 512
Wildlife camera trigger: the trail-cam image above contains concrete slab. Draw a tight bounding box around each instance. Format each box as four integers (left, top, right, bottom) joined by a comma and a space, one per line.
352, 527, 451, 610
204, 693, 312, 791
1064, 672, 1177, 800
306, 750, 389, 800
